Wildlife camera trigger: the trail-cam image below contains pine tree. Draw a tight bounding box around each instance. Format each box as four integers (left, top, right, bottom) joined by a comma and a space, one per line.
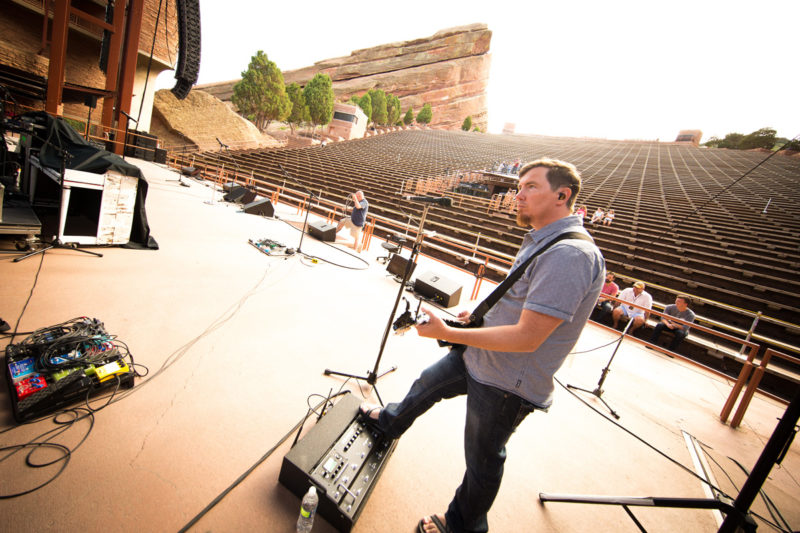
285, 82, 309, 134
358, 93, 372, 123
368, 89, 388, 125
303, 73, 335, 135
461, 116, 472, 131
231, 51, 291, 131
403, 107, 414, 125
416, 103, 432, 125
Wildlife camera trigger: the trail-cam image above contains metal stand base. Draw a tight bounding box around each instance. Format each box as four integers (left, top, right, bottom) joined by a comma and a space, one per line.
12, 239, 103, 262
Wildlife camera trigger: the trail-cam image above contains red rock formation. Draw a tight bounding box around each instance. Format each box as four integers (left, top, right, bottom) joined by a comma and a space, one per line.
198, 24, 491, 131
151, 89, 281, 151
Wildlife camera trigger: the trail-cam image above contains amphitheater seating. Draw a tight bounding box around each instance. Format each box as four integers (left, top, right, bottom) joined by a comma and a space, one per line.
178, 130, 800, 369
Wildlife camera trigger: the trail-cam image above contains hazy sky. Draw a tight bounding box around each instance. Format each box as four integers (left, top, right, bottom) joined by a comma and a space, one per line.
155, 0, 798, 142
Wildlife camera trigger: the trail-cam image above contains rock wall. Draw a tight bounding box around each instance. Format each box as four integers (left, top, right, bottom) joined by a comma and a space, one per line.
151, 89, 281, 152
198, 24, 491, 131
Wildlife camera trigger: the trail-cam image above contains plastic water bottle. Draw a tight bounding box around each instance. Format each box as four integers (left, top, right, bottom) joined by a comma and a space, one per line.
296, 486, 318, 533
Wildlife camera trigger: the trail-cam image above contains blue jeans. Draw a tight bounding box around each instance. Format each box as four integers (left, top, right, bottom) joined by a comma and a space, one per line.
650, 322, 688, 351
377, 349, 535, 533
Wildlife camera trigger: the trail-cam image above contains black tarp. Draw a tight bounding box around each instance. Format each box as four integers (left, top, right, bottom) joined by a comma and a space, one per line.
23, 111, 157, 249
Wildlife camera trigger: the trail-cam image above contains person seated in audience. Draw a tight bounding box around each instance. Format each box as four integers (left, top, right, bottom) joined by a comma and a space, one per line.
575, 204, 587, 221
511, 158, 521, 174
612, 281, 652, 334
603, 208, 615, 226
336, 190, 369, 252
595, 271, 620, 323
590, 207, 604, 224
649, 295, 696, 352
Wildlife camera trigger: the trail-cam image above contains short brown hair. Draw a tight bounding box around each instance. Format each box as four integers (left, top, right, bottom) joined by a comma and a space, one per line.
519, 158, 581, 209
676, 295, 692, 307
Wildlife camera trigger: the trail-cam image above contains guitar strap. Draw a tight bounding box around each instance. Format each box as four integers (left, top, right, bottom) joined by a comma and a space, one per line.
468, 231, 593, 324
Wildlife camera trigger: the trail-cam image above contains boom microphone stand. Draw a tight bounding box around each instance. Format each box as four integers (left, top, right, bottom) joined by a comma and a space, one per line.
566, 318, 633, 419
325, 197, 450, 405
278, 164, 317, 256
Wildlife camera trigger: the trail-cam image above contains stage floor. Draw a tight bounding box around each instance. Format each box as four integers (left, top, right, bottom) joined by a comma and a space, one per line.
1, 159, 798, 533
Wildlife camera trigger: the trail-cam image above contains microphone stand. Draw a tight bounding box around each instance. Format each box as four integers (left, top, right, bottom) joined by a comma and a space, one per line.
325, 203, 434, 406
279, 164, 317, 256
566, 318, 633, 419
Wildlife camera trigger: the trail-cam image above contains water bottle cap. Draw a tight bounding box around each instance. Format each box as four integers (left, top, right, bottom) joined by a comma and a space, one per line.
308, 486, 316, 496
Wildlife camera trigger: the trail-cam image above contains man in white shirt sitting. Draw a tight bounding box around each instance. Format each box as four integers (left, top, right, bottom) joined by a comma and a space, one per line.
611, 281, 653, 335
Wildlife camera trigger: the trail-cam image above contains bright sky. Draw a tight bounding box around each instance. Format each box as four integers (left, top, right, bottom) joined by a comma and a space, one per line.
155, 0, 799, 143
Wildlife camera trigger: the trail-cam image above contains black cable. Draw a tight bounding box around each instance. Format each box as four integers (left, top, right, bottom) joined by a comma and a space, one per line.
8, 249, 45, 343
554, 376, 795, 533
699, 442, 794, 533
135, 0, 164, 125
177, 390, 352, 533
554, 376, 731, 496
276, 217, 370, 270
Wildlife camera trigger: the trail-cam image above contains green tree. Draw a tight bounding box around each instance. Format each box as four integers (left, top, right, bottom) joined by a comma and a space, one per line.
473, 126, 482, 133
739, 127, 777, 150
231, 51, 291, 131
285, 82, 309, 135
303, 73, 334, 135
782, 137, 800, 151
403, 107, 414, 125
461, 116, 472, 131
416, 103, 432, 125
717, 133, 744, 149
368, 89, 388, 125
357, 93, 372, 123
386, 94, 401, 126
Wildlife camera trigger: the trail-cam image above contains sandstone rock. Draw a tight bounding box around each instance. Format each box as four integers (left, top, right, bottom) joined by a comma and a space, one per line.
198, 23, 491, 132
150, 89, 281, 151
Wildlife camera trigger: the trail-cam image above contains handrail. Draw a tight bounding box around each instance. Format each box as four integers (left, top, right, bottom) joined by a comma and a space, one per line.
601, 294, 766, 426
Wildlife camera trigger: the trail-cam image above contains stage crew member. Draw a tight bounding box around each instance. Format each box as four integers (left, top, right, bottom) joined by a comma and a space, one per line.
362, 159, 605, 533
336, 190, 369, 251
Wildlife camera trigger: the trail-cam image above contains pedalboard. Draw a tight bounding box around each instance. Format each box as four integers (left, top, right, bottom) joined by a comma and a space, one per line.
4, 321, 135, 422
279, 394, 397, 532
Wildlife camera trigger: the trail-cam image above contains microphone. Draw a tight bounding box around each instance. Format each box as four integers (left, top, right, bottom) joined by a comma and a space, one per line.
118, 109, 138, 123
404, 196, 452, 207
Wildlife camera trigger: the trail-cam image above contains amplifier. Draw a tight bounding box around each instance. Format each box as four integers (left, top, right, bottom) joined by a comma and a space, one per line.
279, 394, 397, 532
414, 271, 462, 308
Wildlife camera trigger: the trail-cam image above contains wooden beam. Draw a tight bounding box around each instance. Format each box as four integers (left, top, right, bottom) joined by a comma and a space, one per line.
44, 0, 71, 114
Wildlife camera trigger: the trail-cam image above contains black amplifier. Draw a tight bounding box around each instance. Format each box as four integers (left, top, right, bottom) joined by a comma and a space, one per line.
278, 394, 397, 532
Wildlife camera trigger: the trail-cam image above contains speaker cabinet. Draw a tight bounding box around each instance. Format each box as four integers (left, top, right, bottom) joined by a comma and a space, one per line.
309, 220, 336, 242
386, 254, 416, 279
414, 271, 462, 308
223, 186, 254, 204
243, 198, 275, 217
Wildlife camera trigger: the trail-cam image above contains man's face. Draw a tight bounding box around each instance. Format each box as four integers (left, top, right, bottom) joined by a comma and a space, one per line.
515, 167, 560, 228
633, 286, 643, 296
606, 273, 615, 283
675, 297, 688, 311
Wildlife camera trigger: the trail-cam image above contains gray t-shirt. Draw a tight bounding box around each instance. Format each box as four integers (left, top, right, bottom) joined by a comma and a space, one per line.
663, 304, 696, 332
463, 215, 605, 408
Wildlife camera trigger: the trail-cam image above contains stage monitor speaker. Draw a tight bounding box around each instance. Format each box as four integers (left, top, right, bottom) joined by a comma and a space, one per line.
242, 198, 274, 217
154, 148, 167, 164
386, 254, 416, 279
223, 186, 254, 203
414, 271, 462, 308
309, 220, 336, 242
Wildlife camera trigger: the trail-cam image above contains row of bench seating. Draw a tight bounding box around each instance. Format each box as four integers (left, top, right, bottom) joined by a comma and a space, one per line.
181, 130, 800, 369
